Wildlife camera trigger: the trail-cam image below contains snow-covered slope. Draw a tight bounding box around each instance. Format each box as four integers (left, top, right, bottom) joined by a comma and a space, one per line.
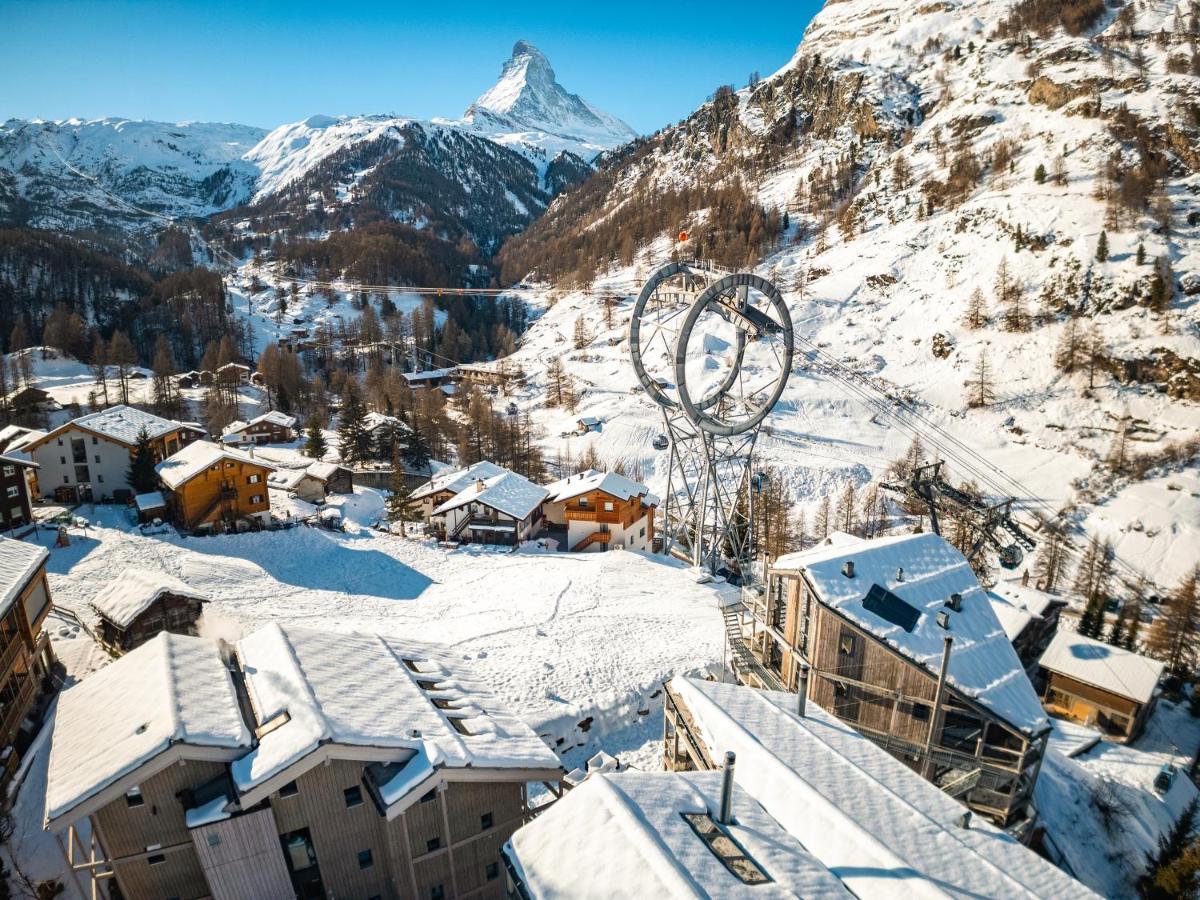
0, 117, 265, 232
501, 0, 1200, 591
450, 40, 637, 163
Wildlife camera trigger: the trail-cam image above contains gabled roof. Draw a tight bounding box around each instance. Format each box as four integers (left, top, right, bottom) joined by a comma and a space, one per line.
543, 468, 650, 504
232, 625, 561, 792
987, 584, 1063, 642
305, 460, 347, 482
668, 677, 1095, 899
222, 410, 297, 437
507, 770, 852, 899
410, 460, 508, 502
403, 366, 456, 383
0, 452, 37, 469
133, 490, 166, 511
54, 405, 186, 447
771, 533, 1048, 735
1039, 629, 1164, 705
0, 537, 48, 618
364, 411, 410, 433
434, 471, 549, 521
267, 467, 315, 491
156, 440, 275, 489
90, 568, 208, 629
45, 633, 252, 827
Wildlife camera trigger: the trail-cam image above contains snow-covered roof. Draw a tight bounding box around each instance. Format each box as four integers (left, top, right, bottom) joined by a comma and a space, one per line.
364, 411, 410, 433
231, 624, 560, 793
89, 568, 208, 629
507, 771, 852, 899
987, 584, 1062, 642
403, 366, 456, 382
267, 467, 313, 491
670, 677, 1095, 900
410, 460, 509, 501
44, 633, 252, 827
771, 533, 1049, 735
543, 468, 650, 504
60, 405, 187, 446
133, 490, 166, 511
156, 440, 275, 489
434, 471, 549, 521
0, 537, 48, 618
0, 452, 36, 469
1038, 630, 1164, 705
251, 410, 296, 429
305, 460, 345, 482
0, 424, 44, 453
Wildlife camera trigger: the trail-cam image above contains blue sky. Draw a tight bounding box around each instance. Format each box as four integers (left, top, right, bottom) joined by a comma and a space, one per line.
0, 0, 823, 134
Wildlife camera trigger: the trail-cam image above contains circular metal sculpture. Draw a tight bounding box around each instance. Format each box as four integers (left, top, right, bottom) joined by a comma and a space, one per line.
674, 273, 793, 436
630, 261, 793, 576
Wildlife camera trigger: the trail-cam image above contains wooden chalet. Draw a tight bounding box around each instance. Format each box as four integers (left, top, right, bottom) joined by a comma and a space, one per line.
156, 440, 275, 533
433, 471, 548, 545
45, 625, 562, 900
0, 454, 37, 532
735, 533, 1051, 831
409, 461, 508, 523
542, 469, 657, 553
0, 537, 55, 789
306, 460, 353, 494
90, 569, 208, 653
220, 410, 298, 446
1037, 630, 1164, 742
987, 584, 1066, 666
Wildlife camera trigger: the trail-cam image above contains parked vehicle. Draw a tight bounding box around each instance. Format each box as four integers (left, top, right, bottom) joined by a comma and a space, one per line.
652, 434, 669, 450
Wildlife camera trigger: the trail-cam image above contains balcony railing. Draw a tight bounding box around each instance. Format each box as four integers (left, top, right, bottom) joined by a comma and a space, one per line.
0, 676, 36, 745
0, 637, 25, 682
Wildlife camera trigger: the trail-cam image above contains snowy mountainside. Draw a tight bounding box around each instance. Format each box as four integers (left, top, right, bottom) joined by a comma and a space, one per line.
0, 117, 265, 233
503, 0, 1200, 589
450, 40, 637, 165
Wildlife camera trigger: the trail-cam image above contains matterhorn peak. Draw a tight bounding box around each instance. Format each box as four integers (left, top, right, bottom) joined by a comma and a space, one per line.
463, 39, 636, 156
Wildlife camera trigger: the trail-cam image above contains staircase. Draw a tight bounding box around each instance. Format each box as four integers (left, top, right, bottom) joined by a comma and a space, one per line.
721, 600, 784, 691
571, 530, 611, 552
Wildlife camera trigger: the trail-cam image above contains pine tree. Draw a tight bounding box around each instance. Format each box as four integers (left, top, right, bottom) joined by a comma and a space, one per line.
1136, 242, 1146, 265
1034, 162, 1047, 184
402, 423, 432, 470
303, 416, 328, 460
1107, 602, 1129, 647
337, 381, 373, 465
1139, 798, 1200, 900
1145, 567, 1200, 676
1096, 229, 1109, 262
385, 452, 415, 530
126, 428, 158, 494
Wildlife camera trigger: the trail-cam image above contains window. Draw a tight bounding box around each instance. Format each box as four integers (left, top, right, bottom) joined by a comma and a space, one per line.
640, 526, 645, 537
426, 836, 441, 853
98, 474, 104, 483
248, 474, 261, 484
839, 634, 856, 656
5, 486, 17, 499
250, 494, 263, 504
225, 461, 235, 468
91, 436, 98, 444
125, 786, 144, 808
485, 861, 499, 881
681, 813, 768, 885
577, 498, 587, 507
357, 848, 373, 869
862, 583, 921, 632
480, 812, 493, 831
2, 465, 13, 476
279, 780, 298, 798
344, 785, 363, 808
94, 455, 101, 463
207, 833, 221, 847
431, 887, 445, 900
146, 844, 166, 865
57, 438, 63, 446
62, 475, 69, 484
60, 456, 66, 465
911, 702, 930, 722
604, 501, 614, 511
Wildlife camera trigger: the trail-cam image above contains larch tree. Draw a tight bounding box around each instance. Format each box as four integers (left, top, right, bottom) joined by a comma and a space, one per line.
1145, 567, 1200, 677
964, 287, 988, 329
108, 330, 137, 406
89, 332, 110, 408
1054, 314, 1084, 373
966, 350, 996, 408
151, 335, 178, 418
814, 494, 831, 540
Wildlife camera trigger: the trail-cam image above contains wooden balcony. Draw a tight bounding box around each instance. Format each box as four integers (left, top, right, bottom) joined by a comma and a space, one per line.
572, 531, 611, 552
0, 675, 36, 746
0, 636, 26, 683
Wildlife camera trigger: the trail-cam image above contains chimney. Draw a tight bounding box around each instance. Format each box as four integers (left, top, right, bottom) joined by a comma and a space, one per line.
475, 478, 486, 493
958, 810, 972, 829
842, 560, 855, 578
797, 664, 810, 717
945, 592, 963, 612
718, 751, 736, 825
936, 610, 951, 630
896, 566, 904, 582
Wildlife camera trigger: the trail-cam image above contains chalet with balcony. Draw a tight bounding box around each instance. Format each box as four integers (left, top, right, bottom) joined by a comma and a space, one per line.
1037, 630, 1164, 742
21, 406, 205, 503
734, 533, 1051, 831
44, 624, 562, 900
90, 569, 209, 654
0, 537, 55, 789
987, 584, 1066, 666
220, 410, 298, 446
433, 471, 548, 545
542, 469, 657, 553
0, 453, 37, 532
409, 461, 508, 523
156, 441, 275, 533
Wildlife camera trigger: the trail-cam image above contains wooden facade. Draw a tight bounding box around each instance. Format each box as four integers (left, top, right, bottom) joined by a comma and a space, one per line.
733, 568, 1046, 829
0, 551, 54, 790
0, 456, 34, 532
548, 489, 655, 553
1041, 670, 1154, 742
96, 591, 205, 654
225, 417, 297, 445
80, 755, 539, 900
166, 457, 273, 533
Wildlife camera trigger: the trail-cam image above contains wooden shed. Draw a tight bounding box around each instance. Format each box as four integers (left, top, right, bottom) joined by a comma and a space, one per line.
90, 569, 208, 653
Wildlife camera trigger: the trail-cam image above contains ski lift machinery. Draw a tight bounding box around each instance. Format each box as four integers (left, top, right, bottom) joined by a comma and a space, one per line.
629, 260, 793, 579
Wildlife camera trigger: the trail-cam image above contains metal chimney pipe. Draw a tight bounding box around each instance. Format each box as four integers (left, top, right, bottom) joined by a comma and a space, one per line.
718, 751, 736, 825
797, 664, 810, 717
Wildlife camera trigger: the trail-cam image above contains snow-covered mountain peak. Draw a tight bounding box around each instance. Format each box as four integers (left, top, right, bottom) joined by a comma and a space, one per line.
459, 40, 636, 159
